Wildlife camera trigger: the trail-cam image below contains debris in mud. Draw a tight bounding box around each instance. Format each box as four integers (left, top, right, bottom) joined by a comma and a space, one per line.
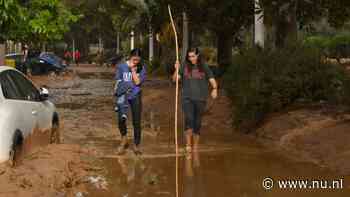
86, 176, 108, 190
19, 178, 33, 189
75, 191, 86, 197
146, 173, 159, 186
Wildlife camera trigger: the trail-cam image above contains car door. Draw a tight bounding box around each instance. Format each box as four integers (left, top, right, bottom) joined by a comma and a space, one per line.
0, 71, 37, 138
7, 71, 51, 131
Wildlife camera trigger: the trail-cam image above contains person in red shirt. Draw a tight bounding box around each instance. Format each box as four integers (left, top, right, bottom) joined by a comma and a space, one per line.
74, 50, 81, 66
64, 50, 72, 64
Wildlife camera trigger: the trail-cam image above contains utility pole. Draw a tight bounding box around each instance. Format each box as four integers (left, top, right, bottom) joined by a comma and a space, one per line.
130, 30, 135, 50
149, 26, 154, 62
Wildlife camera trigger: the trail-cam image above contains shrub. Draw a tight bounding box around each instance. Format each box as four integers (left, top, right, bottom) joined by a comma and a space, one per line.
304, 34, 350, 59
303, 35, 329, 50
224, 44, 350, 132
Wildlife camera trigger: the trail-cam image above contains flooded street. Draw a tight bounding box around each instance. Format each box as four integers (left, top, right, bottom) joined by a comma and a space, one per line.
31, 65, 350, 197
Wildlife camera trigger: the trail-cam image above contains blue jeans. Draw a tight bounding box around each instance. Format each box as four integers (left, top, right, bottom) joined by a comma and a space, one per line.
115, 94, 129, 118
118, 93, 142, 146
183, 98, 206, 135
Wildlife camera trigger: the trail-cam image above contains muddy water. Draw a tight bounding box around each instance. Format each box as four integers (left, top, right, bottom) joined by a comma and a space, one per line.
52, 67, 350, 197
87, 141, 350, 197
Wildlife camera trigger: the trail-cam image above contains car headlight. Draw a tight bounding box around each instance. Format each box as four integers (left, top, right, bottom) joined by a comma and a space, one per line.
39, 60, 45, 63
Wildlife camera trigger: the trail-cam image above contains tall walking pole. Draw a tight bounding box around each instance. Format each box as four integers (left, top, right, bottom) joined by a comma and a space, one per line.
168, 5, 180, 197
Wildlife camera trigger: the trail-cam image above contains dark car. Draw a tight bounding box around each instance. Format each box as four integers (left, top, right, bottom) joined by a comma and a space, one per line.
29, 52, 68, 75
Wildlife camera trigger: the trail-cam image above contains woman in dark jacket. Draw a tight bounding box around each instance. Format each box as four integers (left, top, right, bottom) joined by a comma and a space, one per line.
173, 47, 218, 153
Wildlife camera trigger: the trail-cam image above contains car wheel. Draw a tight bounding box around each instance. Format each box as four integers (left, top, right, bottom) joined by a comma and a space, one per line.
8, 132, 23, 167
50, 119, 60, 144
8, 149, 16, 167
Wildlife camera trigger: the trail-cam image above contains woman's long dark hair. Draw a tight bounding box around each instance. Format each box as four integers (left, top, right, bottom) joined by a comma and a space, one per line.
129, 48, 143, 73
185, 47, 204, 72
130, 48, 142, 57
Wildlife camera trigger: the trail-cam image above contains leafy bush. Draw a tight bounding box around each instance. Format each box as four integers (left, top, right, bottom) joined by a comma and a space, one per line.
304, 34, 350, 59
303, 36, 329, 50
224, 44, 350, 132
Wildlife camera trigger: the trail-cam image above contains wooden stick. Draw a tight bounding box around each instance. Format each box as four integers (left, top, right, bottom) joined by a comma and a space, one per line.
168, 5, 179, 153
168, 5, 180, 197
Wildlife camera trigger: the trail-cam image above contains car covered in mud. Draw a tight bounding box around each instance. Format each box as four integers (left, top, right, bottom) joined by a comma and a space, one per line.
30, 52, 68, 75
0, 66, 60, 165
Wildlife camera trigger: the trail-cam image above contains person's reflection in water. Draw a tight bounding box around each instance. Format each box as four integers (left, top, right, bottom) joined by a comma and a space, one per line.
117, 157, 147, 196
183, 151, 206, 197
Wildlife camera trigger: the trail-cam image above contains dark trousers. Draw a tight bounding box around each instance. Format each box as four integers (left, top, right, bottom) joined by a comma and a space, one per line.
118, 93, 142, 146
183, 98, 206, 135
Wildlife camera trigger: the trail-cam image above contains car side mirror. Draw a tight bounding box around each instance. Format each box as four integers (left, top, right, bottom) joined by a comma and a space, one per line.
40, 87, 49, 100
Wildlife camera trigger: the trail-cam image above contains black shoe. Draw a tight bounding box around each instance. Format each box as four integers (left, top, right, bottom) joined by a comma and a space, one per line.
121, 114, 127, 122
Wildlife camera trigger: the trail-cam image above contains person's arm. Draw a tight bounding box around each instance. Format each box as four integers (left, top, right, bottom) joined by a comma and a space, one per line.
172, 61, 182, 82
131, 65, 146, 86
209, 78, 218, 89
114, 65, 122, 93
131, 66, 141, 85
204, 64, 218, 99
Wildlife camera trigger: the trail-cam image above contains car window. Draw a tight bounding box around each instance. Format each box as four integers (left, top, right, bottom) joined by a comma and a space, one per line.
0, 72, 23, 100
7, 70, 40, 102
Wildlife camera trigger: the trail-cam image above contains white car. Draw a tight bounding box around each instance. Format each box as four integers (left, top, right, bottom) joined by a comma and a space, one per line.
0, 66, 60, 165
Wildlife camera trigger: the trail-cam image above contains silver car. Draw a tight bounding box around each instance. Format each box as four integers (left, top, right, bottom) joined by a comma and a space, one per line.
0, 66, 60, 165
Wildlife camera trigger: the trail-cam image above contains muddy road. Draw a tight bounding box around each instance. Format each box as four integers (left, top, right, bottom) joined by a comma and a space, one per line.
1, 65, 350, 197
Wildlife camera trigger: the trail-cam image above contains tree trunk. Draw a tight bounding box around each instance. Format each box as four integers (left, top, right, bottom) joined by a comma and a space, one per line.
182, 11, 189, 63
73, 39, 76, 62
275, 1, 297, 47
0, 42, 5, 66
42, 43, 47, 53
116, 31, 120, 54
286, 1, 298, 42
217, 31, 233, 69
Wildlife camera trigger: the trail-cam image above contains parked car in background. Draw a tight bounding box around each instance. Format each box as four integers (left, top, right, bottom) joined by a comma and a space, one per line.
5, 53, 27, 73
0, 66, 60, 166
5, 51, 68, 75
29, 52, 68, 75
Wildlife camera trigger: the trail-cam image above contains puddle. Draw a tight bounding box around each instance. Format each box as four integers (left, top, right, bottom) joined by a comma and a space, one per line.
86, 145, 350, 197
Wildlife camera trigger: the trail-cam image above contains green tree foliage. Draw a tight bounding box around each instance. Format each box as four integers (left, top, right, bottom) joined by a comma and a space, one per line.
0, 0, 25, 42
260, 0, 350, 46
0, 0, 78, 44
64, 0, 145, 55
144, 0, 253, 68
26, 0, 79, 43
